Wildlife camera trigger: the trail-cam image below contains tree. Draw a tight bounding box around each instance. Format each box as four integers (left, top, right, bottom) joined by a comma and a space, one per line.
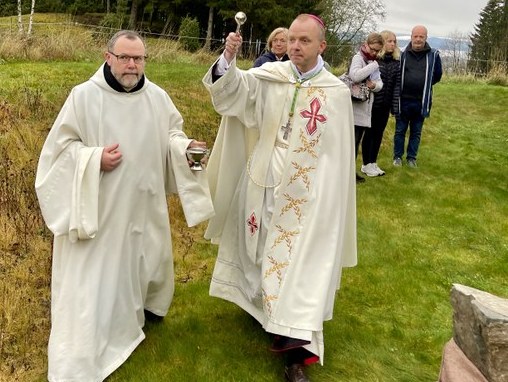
442, 30, 469, 74
204, 5, 214, 51
17, 0, 23, 34
469, 0, 508, 75
317, 0, 386, 66
100, 0, 128, 30
128, 0, 139, 29
15, 0, 36, 37
27, 0, 36, 36
178, 15, 201, 51
200, 0, 320, 56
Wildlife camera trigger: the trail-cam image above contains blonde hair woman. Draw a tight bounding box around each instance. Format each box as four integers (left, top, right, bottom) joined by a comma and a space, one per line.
253, 27, 289, 67
360, 30, 401, 177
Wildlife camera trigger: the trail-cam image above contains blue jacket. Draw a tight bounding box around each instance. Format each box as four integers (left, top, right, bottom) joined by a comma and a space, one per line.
393, 43, 442, 118
253, 51, 289, 68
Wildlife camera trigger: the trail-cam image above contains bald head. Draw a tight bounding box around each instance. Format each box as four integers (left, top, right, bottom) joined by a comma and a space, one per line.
293, 14, 326, 40
411, 25, 428, 51
288, 14, 327, 73
412, 25, 428, 37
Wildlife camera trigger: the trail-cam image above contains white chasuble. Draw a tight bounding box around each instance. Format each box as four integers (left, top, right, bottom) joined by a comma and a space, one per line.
36, 64, 214, 382
203, 59, 357, 363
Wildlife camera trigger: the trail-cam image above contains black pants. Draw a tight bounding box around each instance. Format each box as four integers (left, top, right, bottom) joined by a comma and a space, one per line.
285, 347, 317, 366
362, 106, 390, 165
354, 125, 367, 160
355, 107, 390, 165
359, 107, 390, 165
270, 334, 318, 365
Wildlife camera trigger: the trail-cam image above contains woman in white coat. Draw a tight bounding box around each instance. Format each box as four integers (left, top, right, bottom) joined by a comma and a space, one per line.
348, 32, 384, 183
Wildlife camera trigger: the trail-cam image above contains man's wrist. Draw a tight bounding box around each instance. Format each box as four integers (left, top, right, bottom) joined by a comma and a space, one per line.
214, 54, 231, 76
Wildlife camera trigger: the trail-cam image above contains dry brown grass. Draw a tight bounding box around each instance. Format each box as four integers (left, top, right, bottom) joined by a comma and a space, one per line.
0, 27, 100, 61
0, 13, 217, 65
486, 66, 508, 86
0, 92, 210, 382
0, 95, 52, 380
0, 20, 219, 380
1, 16, 506, 382
0, 223, 50, 382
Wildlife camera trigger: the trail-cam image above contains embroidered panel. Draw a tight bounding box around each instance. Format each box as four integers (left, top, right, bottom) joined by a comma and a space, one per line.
261, 90, 328, 317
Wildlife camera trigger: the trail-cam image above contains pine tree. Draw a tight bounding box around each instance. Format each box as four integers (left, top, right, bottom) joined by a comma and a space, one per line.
469, 0, 508, 75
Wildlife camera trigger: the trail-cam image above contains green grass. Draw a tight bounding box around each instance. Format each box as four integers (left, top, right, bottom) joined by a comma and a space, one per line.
113, 79, 508, 381
1, 60, 507, 382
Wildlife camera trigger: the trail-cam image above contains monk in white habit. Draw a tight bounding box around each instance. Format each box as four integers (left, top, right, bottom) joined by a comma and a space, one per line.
203, 14, 357, 382
35, 30, 214, 382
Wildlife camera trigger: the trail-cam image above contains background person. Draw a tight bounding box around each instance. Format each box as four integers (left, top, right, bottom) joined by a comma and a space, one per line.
392, 25, 442, 168
203, 14, 357, 382
348, 32, 384, 183
35, 30, 213, 382
253, 27, 289, 67
361, 30, 401, 177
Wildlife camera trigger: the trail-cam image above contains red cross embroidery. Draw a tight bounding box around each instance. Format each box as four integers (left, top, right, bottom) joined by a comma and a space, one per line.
247, 212, 258, 236
300, 98, 326, 136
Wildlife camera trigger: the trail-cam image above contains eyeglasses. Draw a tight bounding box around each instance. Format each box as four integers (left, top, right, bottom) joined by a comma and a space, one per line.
368, 46, 381, 54
108, 52, 147, 64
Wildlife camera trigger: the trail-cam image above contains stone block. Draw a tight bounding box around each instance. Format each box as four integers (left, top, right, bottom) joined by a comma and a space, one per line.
438, 338, 488, 382
451, 283, 508, 382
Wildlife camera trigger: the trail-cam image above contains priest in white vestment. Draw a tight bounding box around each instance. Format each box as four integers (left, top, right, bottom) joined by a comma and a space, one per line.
203, 14, 357, 382
35, 30, 214, 382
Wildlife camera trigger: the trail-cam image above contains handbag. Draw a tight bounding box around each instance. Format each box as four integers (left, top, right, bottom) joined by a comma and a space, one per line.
338, 73, 370, 102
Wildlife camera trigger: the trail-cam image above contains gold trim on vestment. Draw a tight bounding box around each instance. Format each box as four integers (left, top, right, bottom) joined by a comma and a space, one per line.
275, 141, 289, 149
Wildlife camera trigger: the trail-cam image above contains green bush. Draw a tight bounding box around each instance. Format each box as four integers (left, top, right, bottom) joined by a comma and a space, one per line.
178, 16, 200, 52
99, 12, 126, 30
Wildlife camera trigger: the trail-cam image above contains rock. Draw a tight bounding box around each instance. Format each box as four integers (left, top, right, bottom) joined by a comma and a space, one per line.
438, 338, 488, 382
451, 283, 508, 382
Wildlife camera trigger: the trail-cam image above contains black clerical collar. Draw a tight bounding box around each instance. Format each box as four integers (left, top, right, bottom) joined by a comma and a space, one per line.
103, 63, 145, 93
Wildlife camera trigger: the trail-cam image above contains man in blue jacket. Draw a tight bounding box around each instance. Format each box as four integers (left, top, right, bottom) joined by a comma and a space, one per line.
392, 25, 442, 168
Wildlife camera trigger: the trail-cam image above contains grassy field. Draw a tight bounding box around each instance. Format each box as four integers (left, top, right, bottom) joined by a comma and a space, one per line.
1, 25, 507, 381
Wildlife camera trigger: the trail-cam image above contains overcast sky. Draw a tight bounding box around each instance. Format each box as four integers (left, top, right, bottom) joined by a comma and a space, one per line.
377, 0, 489, 37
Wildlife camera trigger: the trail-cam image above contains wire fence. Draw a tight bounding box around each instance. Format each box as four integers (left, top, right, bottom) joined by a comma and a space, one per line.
1, 19, 506, 76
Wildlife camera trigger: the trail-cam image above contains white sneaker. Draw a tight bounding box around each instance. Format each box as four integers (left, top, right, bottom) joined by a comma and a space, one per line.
372, 163, 385, 176
361, 163, 381, 177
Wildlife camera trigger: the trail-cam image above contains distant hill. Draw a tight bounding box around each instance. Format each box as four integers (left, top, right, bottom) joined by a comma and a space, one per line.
397, 35, 470, 54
